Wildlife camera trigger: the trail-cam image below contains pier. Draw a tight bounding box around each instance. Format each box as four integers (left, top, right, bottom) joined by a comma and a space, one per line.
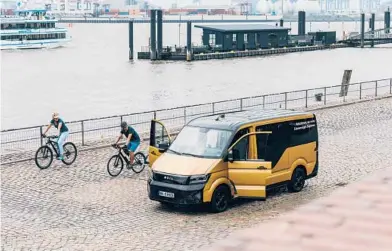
133, 8, 392, 62
339, 8, 392, 48
57, 15, 388, 24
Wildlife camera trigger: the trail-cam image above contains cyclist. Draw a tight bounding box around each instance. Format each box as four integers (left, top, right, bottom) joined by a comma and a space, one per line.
115, 121, 141, 167
42, 112, 69, 160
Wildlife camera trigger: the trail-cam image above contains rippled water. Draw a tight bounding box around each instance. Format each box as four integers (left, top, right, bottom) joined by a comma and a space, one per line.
1, 21, 391, 129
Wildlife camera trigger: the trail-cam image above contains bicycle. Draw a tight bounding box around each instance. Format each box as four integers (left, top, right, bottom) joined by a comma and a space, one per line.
107, 143, 147, 177
34, 135, 78, 169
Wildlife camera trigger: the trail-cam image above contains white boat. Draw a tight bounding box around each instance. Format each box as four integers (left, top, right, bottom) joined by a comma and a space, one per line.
0, 9, 71, 50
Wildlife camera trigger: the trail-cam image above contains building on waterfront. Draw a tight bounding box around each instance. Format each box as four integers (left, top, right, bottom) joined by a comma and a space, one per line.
196, 24, 291, 51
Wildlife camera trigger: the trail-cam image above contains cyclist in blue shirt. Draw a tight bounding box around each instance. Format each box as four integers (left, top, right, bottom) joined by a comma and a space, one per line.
115, 121, 141, 167
43, 112, 69, 160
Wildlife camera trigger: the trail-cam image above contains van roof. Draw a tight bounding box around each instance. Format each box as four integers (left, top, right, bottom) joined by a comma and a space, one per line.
187, 109, 313, 131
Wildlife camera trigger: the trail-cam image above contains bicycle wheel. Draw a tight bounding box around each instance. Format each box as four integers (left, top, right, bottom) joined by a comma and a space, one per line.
107, 155, 124, 177
62, 142, 78, 165
35, 146, 53, 169
132, 152, 146, 174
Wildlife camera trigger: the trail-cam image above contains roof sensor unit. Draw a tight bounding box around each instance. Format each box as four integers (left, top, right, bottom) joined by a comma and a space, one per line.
215, 114, 225, 121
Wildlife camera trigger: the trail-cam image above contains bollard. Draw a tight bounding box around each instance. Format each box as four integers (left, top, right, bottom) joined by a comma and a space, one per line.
279, 19, 284, 27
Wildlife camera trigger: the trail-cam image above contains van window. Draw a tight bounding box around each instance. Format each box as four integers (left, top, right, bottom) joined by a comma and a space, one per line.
230, 128, 249, 147
231, 135, 249, 161
154, 122, 170, 148
289, 117, 317, 146
256, 122, 290, 166
169, 126, 231, 158
256, 133, 269, 160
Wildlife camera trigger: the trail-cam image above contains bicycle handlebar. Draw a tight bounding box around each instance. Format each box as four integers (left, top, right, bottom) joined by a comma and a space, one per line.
111, 144, 128, 151
42, 134, 58, 139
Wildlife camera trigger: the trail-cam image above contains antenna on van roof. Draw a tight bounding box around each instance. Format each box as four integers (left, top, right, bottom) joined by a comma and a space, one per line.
215, 114, 225, 121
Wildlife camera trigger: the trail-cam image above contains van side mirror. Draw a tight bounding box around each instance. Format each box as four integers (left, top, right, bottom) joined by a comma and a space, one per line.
228, 149, 240, 162
158, 142, 170, 153
228, 150, 234, 162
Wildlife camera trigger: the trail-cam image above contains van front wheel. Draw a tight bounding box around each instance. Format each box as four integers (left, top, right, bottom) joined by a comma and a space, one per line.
288, 167, 306, 192
210, 185, 230, 213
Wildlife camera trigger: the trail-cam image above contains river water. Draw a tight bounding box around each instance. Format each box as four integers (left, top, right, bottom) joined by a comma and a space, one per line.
1, 21, 391, 129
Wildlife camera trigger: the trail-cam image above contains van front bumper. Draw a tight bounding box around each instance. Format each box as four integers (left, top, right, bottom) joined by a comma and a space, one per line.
148, 180, 205, 205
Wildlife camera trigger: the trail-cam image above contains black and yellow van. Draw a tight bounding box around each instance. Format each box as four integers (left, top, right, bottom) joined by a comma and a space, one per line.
147, 109, 318, 213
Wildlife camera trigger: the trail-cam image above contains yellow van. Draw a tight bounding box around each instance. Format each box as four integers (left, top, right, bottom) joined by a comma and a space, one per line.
147, 109, 318, 213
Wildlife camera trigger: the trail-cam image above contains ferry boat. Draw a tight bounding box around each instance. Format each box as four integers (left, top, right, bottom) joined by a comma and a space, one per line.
0, 9, 71, 50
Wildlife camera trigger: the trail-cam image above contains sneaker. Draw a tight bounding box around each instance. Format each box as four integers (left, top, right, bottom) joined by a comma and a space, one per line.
57, 156, 64, 160
127, 163, 133, 169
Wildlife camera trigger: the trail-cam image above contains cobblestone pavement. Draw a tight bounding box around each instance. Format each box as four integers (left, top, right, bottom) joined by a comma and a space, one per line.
1, 97, 392, 251
203, 165, 392, 251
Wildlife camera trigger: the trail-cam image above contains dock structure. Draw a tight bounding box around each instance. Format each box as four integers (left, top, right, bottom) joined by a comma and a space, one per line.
134, 9, 392, 62
136, 10, 342, 61
195, 24, 291, 51
340, 9, 392, 48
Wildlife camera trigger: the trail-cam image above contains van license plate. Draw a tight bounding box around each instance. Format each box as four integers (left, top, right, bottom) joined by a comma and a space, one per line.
158, 191, 175, 198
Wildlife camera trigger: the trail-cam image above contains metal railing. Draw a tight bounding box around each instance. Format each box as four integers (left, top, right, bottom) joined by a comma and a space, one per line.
1, 78, 391, 155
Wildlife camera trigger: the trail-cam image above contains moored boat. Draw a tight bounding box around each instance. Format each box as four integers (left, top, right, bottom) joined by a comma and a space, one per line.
1, 9, 71, 50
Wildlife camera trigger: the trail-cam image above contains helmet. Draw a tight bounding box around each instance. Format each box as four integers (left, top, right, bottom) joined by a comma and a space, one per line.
121, 121, 128, 128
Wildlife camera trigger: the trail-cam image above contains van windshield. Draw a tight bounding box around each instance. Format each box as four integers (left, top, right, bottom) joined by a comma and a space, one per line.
168, 126, 232, 158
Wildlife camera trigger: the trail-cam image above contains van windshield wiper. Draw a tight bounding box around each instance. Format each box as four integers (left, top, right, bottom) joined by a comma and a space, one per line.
167, 149, 182, 155
181, 152, 203, 158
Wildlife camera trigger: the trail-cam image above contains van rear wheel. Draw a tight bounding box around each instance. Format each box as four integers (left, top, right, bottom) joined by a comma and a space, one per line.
288, 168, 306, 192
210, 185, 230, 213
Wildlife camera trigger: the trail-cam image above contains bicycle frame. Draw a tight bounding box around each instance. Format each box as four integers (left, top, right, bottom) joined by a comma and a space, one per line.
116, 146, 131, 165
46, 138, 61, 157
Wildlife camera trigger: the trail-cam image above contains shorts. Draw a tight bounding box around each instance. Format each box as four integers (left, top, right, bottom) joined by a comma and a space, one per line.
127, 141, 140, 152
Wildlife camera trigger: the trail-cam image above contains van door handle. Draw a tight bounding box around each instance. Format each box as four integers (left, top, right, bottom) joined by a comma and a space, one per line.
257, 166, 267, 170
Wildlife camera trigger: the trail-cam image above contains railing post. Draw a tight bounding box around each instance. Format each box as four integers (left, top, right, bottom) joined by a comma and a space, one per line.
120, 115, 123, 123
212, 102, 215, 114
305, 90, 308, 108
375, 81, 378, 97
262, 95, 265, 109
240, 98, 243, 111
39, 126, 43, 146
390, 78, 392, 94
324, 87, 327, 105
153, 111, 157, 120
284, 92, 287, 109
81, 120, 85, 146
184, 108, 187, 124
359, 82, 362, 99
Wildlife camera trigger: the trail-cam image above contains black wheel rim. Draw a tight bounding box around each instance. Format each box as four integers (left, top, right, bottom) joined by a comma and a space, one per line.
132, 154, 145, 173
36, 147, 52, 168
215, 191, 228, 211
108, 156, 123, 176
294, 172, 305, 190
62, 144, 76, 164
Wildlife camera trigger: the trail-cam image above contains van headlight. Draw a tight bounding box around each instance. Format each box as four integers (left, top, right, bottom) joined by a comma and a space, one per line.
189, 174, 210, 185
147, 167, 153, 181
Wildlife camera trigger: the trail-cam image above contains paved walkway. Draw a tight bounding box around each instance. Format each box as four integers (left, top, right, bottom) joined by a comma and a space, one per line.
203, 166, 392, 251
1, 97, 392, 251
